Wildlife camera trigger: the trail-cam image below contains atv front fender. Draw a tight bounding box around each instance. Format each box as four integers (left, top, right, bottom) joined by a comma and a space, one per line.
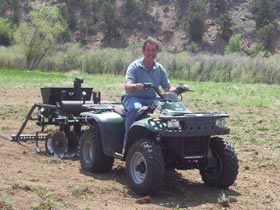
80, 111, 125, 156
125, 118, 160, 153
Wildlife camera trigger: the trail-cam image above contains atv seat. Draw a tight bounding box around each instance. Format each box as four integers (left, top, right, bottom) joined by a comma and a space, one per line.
113, 104, 155, 120
113, 104, 127, 117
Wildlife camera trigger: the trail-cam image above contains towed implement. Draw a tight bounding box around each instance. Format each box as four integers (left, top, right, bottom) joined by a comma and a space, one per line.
11, 78, 114, 157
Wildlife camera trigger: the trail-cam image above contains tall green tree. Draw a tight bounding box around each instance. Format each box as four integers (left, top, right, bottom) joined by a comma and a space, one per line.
0, 17, 14, 46
98, 0, 121, 41
257, 23, 276, 50
251, 0, 278, 29
217, 13, 232, 42
15, 4, 65, 69
186, 0, 207, 42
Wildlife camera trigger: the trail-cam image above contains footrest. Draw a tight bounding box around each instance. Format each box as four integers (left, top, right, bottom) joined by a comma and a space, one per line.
113, 152, 124, 160
10, 134, 48, 142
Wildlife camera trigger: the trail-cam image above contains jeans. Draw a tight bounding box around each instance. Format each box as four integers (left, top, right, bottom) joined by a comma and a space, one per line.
123, 97, 158, 131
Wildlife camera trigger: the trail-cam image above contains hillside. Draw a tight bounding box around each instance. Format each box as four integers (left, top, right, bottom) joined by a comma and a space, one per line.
0, 0, 279, 54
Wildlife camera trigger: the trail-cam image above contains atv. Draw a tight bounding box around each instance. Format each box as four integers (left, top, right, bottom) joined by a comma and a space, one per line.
79, 83, 239, 196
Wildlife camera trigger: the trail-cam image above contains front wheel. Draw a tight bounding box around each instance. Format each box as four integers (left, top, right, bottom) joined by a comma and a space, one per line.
200, 137, 239, 188
126, 139, 165, 196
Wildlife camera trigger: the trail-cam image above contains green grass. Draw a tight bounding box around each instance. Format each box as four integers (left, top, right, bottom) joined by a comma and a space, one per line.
0, 192, 15, 210
1, 69, 280, 108
0, 68, 122, 87
31, 186, 63, 210
1, 68, 280, 150
2, 45, 280, 85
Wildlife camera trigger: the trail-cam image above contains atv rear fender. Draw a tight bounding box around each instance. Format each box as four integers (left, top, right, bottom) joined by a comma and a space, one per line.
80, 111, 125, 156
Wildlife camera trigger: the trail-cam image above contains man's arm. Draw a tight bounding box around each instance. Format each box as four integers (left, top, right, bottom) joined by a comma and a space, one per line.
163, 86, 176, 92
124, 80, 144, 92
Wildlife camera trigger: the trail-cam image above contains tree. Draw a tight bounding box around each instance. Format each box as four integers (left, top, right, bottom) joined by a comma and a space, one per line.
186, 0, 207, 42
217, 13, 232, 42
0, 17, 14, 46
257, 23, 276, 50
15, 4, 65, 69
209, 0, 230, 15
98, 0, 121, 41
175, 0, 189, 19
122, 0, 146, 27
251, 0, 278, 29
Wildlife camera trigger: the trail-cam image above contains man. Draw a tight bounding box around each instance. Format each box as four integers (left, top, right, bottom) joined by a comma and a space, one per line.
123, 37, 175, 133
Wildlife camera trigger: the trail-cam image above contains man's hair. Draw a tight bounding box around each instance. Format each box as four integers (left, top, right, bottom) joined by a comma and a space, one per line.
143, 37, 160, 51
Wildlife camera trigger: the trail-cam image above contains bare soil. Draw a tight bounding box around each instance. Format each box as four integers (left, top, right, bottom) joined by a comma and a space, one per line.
0, 87, 280, 210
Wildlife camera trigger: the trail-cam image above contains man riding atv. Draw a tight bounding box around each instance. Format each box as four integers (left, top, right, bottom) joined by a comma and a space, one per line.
79, 80, 238, 196
123, 37, 176, 151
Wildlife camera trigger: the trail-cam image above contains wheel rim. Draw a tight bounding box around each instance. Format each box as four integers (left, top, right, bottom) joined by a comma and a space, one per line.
83, 140, 93, 164
130, 152, 147, 184
46, 137, 54, 154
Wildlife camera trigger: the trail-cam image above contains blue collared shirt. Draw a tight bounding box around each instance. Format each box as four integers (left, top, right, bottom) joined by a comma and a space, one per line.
125, 57, 170, 99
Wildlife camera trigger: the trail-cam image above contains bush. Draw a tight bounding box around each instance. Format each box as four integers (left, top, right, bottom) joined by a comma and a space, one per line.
225, 34, 241, 54
186, 42, 200, 53
0, 18, 14, 46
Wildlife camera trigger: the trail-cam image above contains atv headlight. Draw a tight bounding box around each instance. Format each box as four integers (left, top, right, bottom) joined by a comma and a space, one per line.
167, 119, 180, 128
216, 118, 226, 128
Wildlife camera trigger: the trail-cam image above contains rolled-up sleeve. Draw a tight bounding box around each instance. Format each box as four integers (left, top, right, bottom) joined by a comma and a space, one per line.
125, 63, 136, 82
160, 65, 171, 89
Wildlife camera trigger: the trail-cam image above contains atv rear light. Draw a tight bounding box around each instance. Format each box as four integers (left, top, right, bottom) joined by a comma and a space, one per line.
216, 118, 226, 128
167, 119, 180, 128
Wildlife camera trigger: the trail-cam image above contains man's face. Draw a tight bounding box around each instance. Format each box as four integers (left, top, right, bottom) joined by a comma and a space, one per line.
143, 42, 158, 62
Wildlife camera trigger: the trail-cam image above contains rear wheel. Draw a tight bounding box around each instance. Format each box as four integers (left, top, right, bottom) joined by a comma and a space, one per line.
80, 127, 114, 173
200, 137, 239, 188
126, 139, 164, 196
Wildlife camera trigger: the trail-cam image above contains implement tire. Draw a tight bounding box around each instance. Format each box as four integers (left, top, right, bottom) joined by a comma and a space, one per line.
80, 127, 114, 173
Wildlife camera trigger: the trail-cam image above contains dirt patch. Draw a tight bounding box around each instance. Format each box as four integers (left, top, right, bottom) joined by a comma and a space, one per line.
0, 87, 279, 210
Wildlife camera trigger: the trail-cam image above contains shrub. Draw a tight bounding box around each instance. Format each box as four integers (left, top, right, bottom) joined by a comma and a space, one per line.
0, 18, 14, 46
186, 42, 200, 53
225, 34, 241, 54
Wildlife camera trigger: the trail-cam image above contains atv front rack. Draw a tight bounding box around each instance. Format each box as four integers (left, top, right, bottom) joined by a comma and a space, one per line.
157, 112, 230, 137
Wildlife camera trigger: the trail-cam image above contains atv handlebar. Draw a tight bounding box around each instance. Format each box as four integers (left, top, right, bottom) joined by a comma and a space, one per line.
143, 82, 192, 101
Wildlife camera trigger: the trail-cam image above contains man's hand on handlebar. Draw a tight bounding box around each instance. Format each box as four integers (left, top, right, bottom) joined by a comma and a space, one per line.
134, 83, 144, 90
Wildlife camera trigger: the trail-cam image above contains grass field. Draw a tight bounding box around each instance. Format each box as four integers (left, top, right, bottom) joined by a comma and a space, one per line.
0, 68, 280, 209
1, 68, 280, 147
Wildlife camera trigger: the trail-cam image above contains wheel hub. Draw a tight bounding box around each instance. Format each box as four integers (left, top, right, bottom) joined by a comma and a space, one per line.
135, 162, 146, 174
130, 152, 147, 184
